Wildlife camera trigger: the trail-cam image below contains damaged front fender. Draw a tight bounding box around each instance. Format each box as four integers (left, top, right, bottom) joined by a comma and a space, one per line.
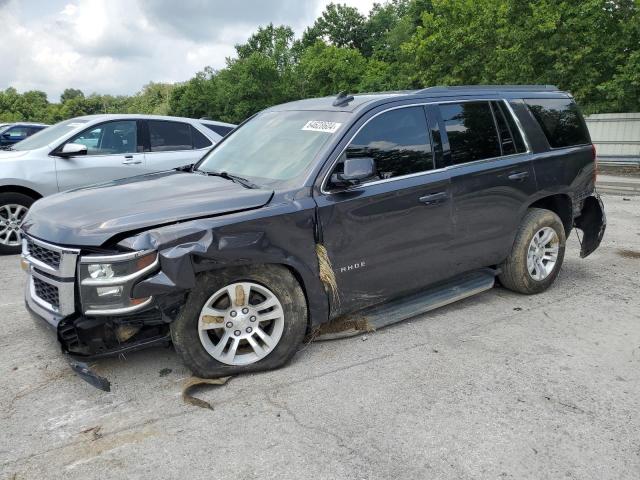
574, 193, 606, 258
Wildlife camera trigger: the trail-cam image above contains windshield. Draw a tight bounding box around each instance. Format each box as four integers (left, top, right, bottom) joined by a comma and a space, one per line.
12, 118, 88, 151
197, 110, 349, 183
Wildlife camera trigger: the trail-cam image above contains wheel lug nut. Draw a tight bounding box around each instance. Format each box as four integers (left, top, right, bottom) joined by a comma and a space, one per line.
242, 307, 249, 314
234, 330, 241, 336
246, 327, 252, 333
250, 316, 256, 322
230, 311, 237, 317
226, 321, 233, 328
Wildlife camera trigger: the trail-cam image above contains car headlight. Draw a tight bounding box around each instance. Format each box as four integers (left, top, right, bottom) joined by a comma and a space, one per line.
79, 250, 158, 315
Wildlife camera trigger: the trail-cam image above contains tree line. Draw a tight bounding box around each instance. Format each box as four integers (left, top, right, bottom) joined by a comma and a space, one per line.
2, 0, 639, 125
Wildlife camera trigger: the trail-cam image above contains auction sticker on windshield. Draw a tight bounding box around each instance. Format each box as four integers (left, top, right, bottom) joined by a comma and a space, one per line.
302, 121, 342, 133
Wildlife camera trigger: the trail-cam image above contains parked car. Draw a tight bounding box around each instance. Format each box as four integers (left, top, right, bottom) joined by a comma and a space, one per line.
0, 122, 48, 149
0, 114, 235, 253
21, 86, 605, 388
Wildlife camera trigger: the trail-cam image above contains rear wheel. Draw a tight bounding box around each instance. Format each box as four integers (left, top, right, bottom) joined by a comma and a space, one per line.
0, 192, 35, 255
499, 208, 566, 294
171, 265, 308, 378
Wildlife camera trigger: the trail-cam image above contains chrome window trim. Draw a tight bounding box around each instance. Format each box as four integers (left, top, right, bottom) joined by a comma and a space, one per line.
320, 98, 532, 195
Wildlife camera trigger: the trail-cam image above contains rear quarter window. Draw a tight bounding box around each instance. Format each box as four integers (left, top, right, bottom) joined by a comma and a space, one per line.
524, 98, 590, 148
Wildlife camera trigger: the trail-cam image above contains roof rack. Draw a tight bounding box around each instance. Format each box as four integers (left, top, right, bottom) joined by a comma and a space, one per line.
416, 85, 560, 94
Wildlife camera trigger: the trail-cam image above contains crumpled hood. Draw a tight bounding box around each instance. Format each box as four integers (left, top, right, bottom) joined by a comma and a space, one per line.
22, 171, 274, 246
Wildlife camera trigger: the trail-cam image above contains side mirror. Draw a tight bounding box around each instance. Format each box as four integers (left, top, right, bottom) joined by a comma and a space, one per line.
58, 142, 88, 157
331, 157, 376, 188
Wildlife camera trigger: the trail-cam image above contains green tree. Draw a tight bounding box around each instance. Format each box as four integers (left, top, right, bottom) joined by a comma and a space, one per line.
60, 88, 85, 103
302, 3, 369, 53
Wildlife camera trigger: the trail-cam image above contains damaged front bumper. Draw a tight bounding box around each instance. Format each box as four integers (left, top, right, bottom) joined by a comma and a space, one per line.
574, 193, 606, 258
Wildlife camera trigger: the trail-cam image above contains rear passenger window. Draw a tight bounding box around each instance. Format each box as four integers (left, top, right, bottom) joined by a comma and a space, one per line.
342, 106, 433, 181
148, 121, 193, 152
191, 126, 212, 149
439, 102, 500, 164
524, 98, 590, 148
203, 124, 234, 137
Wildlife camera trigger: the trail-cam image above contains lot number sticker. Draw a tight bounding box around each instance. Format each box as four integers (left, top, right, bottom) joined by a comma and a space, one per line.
302, 120, 342, 133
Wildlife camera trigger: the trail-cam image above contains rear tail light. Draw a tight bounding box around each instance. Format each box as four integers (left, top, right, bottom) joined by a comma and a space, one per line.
591, 144, 598, 182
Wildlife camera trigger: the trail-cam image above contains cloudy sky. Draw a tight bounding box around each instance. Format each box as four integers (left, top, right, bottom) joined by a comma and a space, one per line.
0, 0, 377, 101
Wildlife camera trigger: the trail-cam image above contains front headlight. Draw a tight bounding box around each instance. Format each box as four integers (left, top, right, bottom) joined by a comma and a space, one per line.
79, 250, 158, 314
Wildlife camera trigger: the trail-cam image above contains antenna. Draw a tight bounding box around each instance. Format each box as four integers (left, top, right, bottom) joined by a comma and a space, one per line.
333, 91, 355, 107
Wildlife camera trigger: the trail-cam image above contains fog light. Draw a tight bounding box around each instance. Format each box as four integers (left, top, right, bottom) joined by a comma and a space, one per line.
88, 264, 115, 280
20, 258, 29, 272
96, 286, 123, 297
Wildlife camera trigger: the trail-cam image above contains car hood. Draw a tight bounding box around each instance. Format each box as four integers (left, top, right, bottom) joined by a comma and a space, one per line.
0, 149, 30, 160
22, 171, 274, 246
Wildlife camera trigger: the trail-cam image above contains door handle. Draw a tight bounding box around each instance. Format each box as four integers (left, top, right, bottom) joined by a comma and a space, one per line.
419, 192, 448, 205
508, 171, 529, 181
122, 156, 141, 165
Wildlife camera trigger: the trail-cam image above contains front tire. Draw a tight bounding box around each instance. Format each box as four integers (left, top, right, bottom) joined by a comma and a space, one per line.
171, 264, 308, 378
0, 192, 35, 255
499, 208, 566, 295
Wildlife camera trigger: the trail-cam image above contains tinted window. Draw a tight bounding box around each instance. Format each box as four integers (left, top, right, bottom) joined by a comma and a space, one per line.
191, 126, 212, 149
5, 126, 29, 138
148, 120, 192, 152
12, 118, 89, 151
341, 106, 433, 181
204, 124, 234, 137
491, 101, 527, 155
525, 98, 590, 148
68, 120, 137, 155
439, 102, 500, 165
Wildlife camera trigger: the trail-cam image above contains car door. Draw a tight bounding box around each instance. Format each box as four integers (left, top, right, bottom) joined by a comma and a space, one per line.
315, 105, 454, 316
142, 120, 213, 171
437, 100, 538, 274
54, 120, 147, 191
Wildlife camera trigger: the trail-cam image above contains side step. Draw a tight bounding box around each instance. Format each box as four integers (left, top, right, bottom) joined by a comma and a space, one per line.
315, 269, 496, 341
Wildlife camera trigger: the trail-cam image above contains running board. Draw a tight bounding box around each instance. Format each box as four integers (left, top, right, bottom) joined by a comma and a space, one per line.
315, 269, 497, 341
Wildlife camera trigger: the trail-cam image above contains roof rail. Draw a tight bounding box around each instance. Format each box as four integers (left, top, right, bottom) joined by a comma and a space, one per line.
416, 85, 560, 94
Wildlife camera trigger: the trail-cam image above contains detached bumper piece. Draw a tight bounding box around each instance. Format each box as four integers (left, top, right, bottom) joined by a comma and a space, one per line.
67, 357, 111, 392
574, 193, 606, 258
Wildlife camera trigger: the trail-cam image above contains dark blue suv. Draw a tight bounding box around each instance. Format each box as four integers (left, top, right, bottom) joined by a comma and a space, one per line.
0, 123, 48, 148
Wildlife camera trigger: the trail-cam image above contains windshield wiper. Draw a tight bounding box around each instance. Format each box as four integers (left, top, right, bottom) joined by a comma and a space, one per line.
197, 170, 258, 189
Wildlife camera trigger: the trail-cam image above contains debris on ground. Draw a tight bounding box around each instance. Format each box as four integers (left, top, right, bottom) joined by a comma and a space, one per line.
310, 315, 376, 341
617, 248, 640, 259
80, 425, 103, 440
159, 368, 172, 377
182, 376, 232, 410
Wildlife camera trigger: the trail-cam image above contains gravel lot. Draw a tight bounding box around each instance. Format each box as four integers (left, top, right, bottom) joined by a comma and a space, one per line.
1, 194, 639, 480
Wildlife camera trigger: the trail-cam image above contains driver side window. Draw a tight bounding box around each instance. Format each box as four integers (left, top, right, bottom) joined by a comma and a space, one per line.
331, 106, 434, 186
67, 120, 138, 155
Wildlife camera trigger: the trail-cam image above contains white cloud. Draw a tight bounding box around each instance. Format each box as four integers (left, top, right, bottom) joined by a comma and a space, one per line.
0, 0, 377, 101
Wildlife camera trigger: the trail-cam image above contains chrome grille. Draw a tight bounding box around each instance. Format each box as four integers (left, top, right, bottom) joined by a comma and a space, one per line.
26, 238, 61, 269
33, 276, 60, 309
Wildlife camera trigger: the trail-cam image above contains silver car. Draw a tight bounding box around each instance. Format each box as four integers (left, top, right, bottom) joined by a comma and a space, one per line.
0, 114, 235, 253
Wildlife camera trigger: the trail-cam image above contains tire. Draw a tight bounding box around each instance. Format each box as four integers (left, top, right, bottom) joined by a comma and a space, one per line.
171, 264, 308, 378
498, 208, 566, 295
0, 192, 35, 255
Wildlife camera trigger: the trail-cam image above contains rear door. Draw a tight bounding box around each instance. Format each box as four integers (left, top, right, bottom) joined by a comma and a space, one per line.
315, 105, 454, 316
142, 120, 213, 171
55, 119, 147, 191
438, 100, 538, 274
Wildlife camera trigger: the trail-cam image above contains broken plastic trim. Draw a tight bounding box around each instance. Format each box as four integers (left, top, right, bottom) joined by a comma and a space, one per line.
574, 193, 606, 258
67, 357, 111, 392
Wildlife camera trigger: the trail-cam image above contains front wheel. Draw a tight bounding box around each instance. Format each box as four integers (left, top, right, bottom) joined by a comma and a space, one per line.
171, 265, 308, 378
0, 192, 35, 255
499, 208, 566, 295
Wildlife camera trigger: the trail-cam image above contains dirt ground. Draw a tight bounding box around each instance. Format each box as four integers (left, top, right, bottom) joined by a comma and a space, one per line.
1, 193, 639, 480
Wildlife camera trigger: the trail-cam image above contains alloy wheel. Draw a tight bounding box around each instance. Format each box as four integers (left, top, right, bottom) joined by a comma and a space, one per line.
0, 204, 28, 247
526, 226, 560, 281
198, 281, 285, 366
